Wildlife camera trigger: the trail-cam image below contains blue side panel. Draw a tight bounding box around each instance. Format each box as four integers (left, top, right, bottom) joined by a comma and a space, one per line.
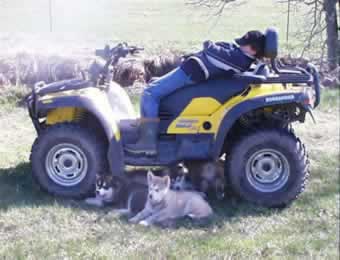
159, 78, 249, 116
108, 139, 125, 177
212, 92, 307, 158
124, 134, 214, 166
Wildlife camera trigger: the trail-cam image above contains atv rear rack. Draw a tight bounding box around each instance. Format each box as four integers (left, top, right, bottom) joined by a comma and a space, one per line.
236, 63, 321, 108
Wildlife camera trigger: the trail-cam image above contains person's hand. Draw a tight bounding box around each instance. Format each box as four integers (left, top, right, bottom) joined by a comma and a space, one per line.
203, 40, 213, 49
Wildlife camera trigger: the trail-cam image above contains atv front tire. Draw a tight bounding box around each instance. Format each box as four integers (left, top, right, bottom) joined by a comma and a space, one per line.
226, 129, 309, 208
30, 123, 108, 198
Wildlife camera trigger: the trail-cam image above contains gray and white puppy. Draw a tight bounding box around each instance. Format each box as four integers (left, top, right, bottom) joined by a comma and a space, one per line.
129, 170, 213, 226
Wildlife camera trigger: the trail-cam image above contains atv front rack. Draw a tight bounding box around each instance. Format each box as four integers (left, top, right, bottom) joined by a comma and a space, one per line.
26, 79, 94, 134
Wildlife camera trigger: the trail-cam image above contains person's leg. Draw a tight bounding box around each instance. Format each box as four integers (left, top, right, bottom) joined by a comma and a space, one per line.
141, 67, 193, 117
125, 67, 193, 155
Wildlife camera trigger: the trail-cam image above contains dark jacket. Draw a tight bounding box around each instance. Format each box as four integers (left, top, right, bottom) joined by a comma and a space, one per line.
181, 41, 256, 82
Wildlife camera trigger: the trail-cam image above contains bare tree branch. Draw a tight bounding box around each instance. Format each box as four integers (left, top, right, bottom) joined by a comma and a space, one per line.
187, 0, 338, 69
186, 0, 238, 14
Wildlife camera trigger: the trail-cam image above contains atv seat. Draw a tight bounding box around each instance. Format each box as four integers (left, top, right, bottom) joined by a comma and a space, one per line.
159, 77, 249, 116
159, 61, 273, 116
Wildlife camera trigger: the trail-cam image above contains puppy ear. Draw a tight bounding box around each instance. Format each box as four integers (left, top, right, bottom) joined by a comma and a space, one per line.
179, 164, 189, 175
96, 176, 103, 186
114, 182, 123, 198
147, 170, 154, 184
164, 175, 171, 188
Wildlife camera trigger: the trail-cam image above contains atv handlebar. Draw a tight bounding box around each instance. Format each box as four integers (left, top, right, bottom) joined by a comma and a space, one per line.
95, 43, 144, 61
93, 43, 144, 85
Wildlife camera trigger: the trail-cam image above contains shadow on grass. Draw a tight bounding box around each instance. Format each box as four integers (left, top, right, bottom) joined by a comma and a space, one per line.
181, 196, 278, 230
0, 162, 55, 210
0, 162, 102, 213
1, 162, 337, 229
0, 163, 275, 226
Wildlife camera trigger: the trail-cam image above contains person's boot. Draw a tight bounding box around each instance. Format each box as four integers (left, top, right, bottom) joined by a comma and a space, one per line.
124, 118, 159, 155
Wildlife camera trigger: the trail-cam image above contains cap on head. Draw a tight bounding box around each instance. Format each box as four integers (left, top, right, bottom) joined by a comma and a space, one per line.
235, 30, 265, 58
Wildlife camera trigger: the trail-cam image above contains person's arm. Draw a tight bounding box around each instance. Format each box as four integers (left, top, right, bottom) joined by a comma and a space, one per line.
203, 42, 244, 73
203, 40, 213, 49
204, 40, 231, 48
215, 41, 232, 49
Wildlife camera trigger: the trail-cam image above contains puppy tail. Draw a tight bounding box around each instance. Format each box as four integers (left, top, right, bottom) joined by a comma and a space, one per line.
84, 197, 105, 207
115, 190, 136, 217
115, 208, 131, 216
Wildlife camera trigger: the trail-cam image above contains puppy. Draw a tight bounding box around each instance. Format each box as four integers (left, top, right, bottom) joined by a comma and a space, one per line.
162, 163, 195, 191
186, 160, 226, 200
129, 170, 213, 226
84, 175, 116, 207
85, 174, 148, 217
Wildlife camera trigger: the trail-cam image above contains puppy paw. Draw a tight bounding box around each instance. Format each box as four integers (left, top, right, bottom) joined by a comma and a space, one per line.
139, 220, 150, 226
128, 217, 138, 223
84, 197, 104, 207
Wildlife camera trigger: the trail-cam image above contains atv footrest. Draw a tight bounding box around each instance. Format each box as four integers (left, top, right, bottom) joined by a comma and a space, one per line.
119, 119, 140, 145
176, 135, 213, 160
124, 140, 178, 166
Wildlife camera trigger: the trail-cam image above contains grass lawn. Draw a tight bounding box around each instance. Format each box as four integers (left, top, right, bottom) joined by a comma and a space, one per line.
0, 89, 338, 259
0, 0, 339, 258
0, 0, 312, 56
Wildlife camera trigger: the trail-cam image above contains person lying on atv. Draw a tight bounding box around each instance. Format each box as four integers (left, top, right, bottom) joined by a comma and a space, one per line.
125, 30, 266, 155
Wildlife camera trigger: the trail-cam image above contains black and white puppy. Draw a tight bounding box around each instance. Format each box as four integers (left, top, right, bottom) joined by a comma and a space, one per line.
85, 175, 118, 207
85, 174, 148, 217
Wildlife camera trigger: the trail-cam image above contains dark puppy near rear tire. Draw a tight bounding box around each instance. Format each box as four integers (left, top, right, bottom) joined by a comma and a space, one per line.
185, 160, 226, 200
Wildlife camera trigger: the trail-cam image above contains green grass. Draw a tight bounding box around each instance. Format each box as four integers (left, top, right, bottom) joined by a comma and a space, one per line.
0, 89, 339, 259
0, 0, 314, 56
0, 0, 338, 258
0, 85, 30, 114
320, 88, 339, 109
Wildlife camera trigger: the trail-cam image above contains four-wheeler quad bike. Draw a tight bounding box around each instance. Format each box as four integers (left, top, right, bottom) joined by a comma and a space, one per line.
26, 29, 321, 207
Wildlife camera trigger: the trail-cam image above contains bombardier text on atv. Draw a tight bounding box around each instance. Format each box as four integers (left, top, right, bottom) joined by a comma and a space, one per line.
27, 29, 321, 207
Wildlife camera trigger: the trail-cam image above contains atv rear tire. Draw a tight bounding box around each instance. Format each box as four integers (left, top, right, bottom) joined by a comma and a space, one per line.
30, 123, 108, 198
226, 128, 309, 208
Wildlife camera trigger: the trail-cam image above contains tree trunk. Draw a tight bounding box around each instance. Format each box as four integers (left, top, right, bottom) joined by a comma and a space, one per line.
323, 0, 339, 70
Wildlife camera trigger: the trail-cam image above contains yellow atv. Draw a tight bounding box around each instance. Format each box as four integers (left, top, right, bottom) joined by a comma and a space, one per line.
26, 29, 321, 207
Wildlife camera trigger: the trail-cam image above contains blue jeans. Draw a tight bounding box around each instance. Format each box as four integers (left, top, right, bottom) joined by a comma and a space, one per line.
141, 68, 194, 117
